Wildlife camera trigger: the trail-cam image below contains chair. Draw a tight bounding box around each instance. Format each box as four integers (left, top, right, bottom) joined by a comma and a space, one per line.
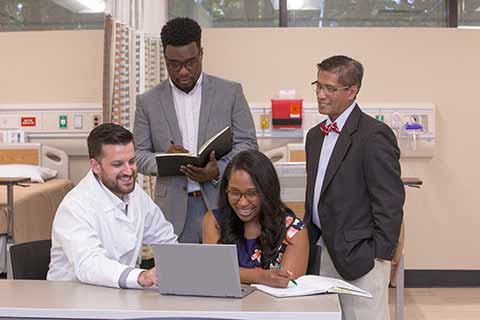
9, 239, 51, 280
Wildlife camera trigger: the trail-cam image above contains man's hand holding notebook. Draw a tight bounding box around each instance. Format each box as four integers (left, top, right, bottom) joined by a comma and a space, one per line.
155, 126, 232, 177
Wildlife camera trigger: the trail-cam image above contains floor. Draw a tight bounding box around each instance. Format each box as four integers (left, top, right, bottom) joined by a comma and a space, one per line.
389, 287, 480, 320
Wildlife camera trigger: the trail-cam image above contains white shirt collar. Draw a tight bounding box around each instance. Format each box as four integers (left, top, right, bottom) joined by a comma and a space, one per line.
326, 101, 356, 131
169, 73, 203, 96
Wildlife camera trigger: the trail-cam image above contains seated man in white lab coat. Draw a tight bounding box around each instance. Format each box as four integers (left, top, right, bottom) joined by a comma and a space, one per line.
47, 123, 178, 288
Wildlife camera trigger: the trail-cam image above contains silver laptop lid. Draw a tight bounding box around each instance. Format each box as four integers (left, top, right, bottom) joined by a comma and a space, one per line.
152, 243, 252, 298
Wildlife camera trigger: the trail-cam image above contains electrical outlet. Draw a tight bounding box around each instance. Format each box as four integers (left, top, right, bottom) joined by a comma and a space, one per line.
93, 114, 101, 128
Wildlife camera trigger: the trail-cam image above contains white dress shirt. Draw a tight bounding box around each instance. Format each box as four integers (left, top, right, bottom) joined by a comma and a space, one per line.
312, 102, 356, 230
47, 170, 178, 288
170, 74, 203, 193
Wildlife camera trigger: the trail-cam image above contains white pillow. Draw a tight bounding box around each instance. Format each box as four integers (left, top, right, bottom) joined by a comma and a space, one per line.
0, 164, 57, 183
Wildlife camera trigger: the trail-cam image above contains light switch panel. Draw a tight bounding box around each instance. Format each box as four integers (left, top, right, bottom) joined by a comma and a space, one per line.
74, 114, 83, 129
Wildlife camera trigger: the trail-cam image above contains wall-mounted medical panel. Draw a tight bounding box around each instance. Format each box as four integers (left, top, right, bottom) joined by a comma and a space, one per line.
250, 102, 435, 158
360, 103, 435, 158
0, 103, 103, 156
0, 104, 104, 183
0, 104, 102, 133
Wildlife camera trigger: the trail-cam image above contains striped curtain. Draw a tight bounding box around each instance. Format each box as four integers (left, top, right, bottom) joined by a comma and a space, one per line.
103, 1, 168, 263
103, 15, 167, 198
134, 33, 167, 197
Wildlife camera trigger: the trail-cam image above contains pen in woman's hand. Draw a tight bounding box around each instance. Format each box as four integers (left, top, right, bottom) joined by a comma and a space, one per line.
287, 270, 298, 286
279, 266, 296, 283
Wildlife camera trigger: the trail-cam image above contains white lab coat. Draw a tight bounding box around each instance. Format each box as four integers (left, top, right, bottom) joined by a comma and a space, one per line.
47, 170, 178, 288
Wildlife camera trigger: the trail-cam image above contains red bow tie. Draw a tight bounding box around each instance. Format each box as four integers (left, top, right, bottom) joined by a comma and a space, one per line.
320, 122, 340, 135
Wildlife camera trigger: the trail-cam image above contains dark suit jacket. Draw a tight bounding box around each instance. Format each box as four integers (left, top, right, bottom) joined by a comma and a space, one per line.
133, 74, 257, 235
304, 105, 405, 281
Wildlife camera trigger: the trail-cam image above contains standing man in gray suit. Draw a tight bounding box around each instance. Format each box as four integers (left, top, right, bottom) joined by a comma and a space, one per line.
134, 17, 257, 243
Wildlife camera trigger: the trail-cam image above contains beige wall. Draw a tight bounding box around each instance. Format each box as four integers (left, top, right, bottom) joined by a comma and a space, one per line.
203, 28, 480, 270
0, 30, 104, 103
0, 30, 104, 183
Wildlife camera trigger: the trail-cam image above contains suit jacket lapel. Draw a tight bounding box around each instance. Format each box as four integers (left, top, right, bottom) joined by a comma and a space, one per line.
306, 123, 325, 207
161, 83, 182, 143
197, 74, 213, 148
321, 105, 361, 194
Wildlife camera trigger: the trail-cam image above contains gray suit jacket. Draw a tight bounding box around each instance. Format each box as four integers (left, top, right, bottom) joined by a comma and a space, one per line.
133, 73, 258, 235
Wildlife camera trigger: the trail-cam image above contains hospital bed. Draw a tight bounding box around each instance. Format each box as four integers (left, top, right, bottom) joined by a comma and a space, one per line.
0, 143, 74, 274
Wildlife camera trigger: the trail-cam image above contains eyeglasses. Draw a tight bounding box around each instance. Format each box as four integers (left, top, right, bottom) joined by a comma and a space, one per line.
226, 189, 259, 203
165, 51, 202, 71
311, 81, 351, 95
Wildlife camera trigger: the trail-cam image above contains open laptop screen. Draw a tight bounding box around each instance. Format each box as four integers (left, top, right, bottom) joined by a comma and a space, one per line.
152, 243, 254, 298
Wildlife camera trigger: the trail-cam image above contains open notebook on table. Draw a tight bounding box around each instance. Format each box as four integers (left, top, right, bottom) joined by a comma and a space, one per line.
252, 275, 372, 299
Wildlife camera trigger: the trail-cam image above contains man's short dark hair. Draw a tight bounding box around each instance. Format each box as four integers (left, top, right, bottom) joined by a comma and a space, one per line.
161, 17, 202, 49
87, 123, 133, 160
317, 55, 364, 88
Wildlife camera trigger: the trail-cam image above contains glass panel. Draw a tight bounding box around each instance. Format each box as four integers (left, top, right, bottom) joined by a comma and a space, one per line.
168, 0, 279, 27
459, 0, 480, 27
286, 0, 447, 27
0, 0, 105, 32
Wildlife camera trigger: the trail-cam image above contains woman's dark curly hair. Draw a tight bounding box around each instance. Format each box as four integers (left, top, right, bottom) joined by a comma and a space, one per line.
217, 149, 290, 269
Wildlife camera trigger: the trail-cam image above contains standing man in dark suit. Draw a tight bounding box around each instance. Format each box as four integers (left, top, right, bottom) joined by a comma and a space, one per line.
305, 55, 404, 320
134, 17, 257, 243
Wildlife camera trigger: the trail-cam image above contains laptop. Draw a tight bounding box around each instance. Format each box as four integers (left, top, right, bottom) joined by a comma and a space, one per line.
152, 243, 255, 298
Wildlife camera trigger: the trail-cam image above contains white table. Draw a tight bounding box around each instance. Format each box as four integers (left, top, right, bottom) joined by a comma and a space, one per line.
0, 280, 341, 320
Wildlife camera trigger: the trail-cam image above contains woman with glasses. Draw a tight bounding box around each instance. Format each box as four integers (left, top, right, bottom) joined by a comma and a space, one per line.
203, 149, 309, 288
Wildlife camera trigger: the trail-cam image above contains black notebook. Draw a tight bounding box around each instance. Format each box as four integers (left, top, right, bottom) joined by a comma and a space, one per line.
155, 126, 233, 177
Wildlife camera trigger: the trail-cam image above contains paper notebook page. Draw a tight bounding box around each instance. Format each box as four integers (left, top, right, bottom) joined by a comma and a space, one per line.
197, 126, 229, 155
315, 277, 372, 298
252, 280, 326, 297
294, 275, 372, 298
156, 153, 197, 157
328, 287, 372, 298
252, 275, 332, 297
252, 275, 372, 298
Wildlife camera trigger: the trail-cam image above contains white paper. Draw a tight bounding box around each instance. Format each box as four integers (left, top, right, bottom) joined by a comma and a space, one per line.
252, 275, 372, 299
